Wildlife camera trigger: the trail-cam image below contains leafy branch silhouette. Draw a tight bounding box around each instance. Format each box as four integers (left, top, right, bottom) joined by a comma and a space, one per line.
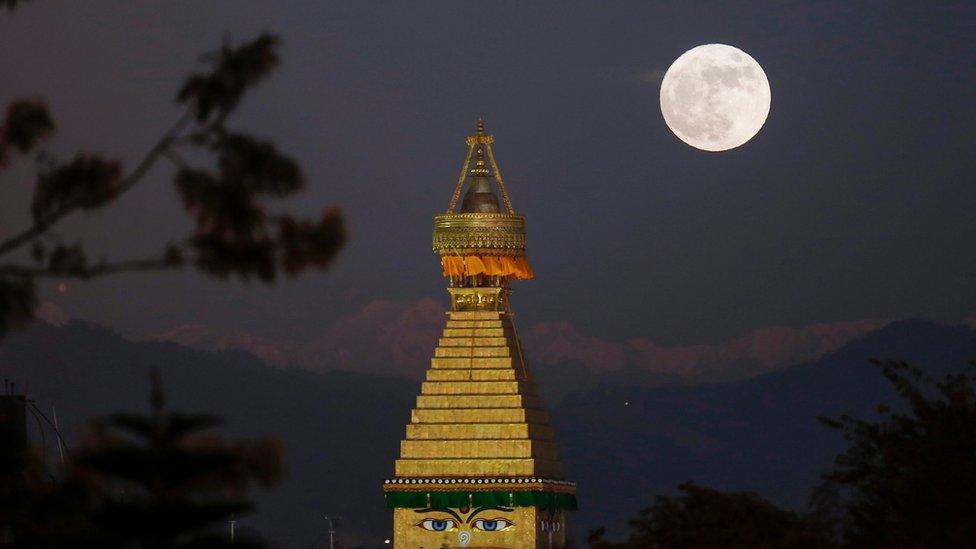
0, 27, 345, 337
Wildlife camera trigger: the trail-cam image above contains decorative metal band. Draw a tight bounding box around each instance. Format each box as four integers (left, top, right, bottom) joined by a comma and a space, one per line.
383, 477, 576, 491
433, 213, 526, 254
447, 287, 510, 312
439, 248, 525, 257
465, 135, 494, 146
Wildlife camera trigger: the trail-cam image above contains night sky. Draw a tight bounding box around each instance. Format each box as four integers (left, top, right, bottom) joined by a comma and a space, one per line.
1, 2, 973, 359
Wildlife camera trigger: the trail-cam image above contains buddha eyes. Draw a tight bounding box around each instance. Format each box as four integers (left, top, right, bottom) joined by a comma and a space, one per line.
472, 518, 514, 531
415, 514, 514, 533
417, 518, 458, 532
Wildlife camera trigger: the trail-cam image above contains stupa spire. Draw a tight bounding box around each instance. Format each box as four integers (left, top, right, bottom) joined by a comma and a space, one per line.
435, 119, 534, 315
447, 119, 515, 215
383, 122, 575, 548
459, 147, 500, 213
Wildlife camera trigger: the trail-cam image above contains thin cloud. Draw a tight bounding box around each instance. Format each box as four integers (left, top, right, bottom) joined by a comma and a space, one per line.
595, 65, 666, 87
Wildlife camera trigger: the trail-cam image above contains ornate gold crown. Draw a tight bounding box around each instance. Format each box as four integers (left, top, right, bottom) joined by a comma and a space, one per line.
432, 120, 533, 280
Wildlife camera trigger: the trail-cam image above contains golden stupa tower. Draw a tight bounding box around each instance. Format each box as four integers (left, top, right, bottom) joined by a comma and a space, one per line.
383, 121, 576, 548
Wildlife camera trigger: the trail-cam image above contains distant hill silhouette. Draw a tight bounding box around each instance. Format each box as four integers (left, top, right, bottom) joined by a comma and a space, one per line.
2, 318, 974, 546
552, 319, 976, 543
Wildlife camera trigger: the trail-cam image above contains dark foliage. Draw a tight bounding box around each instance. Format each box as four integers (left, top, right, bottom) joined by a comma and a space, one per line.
0, 30, 345, 334
0, 99, 53, 163
1, 372, 283, 547
32, 155, 121, 221
587, 482, 836, 549
278, 207, 345, 276
177, 33, 280, 126
0, 276, 35, 337
0, 0, 28, 13
816, 360, 976, 548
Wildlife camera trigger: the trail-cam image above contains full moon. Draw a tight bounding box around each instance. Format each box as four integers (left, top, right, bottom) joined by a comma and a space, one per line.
660, 44, 771, 152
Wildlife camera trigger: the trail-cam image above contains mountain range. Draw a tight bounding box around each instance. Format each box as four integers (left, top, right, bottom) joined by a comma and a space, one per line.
2, 318, 974, 546
132, 297, 891, 384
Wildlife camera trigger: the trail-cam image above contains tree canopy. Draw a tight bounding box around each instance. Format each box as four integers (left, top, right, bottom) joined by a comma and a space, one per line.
587, 482, 835, 549
816, 360, 976, 548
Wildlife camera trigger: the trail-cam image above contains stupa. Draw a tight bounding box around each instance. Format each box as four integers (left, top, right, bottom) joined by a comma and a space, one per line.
383, 120, 577, 548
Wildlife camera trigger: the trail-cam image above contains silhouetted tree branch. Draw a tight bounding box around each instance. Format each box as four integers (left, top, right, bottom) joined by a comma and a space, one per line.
0, 29, 345, 337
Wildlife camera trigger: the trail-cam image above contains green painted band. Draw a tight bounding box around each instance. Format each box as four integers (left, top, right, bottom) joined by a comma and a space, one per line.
383, 490, 577, 510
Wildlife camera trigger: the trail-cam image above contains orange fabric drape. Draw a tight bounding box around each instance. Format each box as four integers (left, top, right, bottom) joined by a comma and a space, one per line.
441, 256, 465, 276
440, 255, 534, 280
482, 256, 505, 276
503, 256, 532, 279
465, 256, 486, 276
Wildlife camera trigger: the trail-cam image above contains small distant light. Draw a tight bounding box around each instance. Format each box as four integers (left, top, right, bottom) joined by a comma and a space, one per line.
57, 282, 67, 293
624, 401, 630, 406
384, 539, 391, 544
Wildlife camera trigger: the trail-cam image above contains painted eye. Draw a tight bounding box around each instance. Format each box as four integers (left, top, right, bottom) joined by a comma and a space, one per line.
417, 518, 458, 532
472, 518, 514, 532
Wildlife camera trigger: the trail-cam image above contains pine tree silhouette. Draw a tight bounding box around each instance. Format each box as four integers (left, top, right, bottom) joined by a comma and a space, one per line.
3, 371, 283, 547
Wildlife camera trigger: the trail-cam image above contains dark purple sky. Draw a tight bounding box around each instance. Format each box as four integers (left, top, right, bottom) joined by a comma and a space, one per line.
1, 2, 973, 350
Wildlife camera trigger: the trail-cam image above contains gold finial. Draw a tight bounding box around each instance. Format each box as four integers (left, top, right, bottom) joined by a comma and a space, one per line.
466, 117, 493, 146
470, 147, 490, 176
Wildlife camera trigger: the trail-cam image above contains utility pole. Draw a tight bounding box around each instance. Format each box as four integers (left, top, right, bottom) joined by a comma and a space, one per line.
51, 405, 65, 471
323, 515, 340, 549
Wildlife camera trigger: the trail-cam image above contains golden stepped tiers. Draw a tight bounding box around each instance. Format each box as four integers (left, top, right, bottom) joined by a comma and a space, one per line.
385, 121, 573, 548
390, 311, 568, 480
